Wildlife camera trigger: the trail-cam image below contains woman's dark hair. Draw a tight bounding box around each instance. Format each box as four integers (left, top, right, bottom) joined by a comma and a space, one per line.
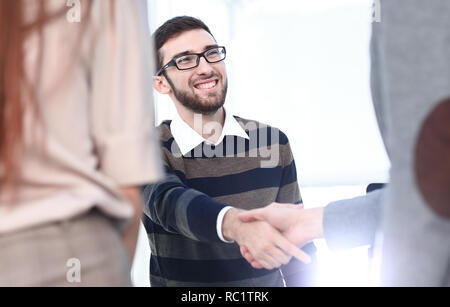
153, 16, 215, 72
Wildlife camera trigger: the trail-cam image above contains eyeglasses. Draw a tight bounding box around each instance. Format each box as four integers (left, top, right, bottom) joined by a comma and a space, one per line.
156, 46, 226, 76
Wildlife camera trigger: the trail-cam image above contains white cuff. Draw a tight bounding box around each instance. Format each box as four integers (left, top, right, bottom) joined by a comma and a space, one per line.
217, 206, 234, 243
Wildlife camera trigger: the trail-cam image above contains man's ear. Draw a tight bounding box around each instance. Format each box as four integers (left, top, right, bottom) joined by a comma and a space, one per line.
153, 75, 171, 94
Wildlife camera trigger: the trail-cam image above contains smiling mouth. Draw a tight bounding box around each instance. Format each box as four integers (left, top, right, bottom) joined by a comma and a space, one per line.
194, 80, 218, 90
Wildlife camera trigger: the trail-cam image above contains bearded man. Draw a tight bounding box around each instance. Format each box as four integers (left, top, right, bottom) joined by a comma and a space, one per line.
142, 16, 316, 287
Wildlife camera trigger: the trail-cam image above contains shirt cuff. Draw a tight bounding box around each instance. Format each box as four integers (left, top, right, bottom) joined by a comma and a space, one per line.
217, 206, 234, 243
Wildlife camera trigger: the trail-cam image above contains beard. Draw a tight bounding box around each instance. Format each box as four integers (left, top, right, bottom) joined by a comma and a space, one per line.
165, 73, 227, 115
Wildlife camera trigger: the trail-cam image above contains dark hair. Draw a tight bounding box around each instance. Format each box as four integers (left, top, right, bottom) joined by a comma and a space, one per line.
152, 16, 214, 72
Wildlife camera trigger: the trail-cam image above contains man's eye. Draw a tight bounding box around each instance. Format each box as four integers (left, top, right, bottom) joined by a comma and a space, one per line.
176, 55, 195, 64
207, 50, 219, 56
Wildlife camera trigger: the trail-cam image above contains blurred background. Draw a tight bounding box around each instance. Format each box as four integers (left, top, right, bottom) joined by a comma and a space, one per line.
132, 0, 390, 286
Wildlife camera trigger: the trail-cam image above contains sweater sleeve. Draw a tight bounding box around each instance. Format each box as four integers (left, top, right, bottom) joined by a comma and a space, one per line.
141, 164, 227, 243
323, 188, 384, 251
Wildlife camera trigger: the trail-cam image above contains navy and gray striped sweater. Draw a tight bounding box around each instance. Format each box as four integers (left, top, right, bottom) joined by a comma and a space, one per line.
142, 116, 316, 286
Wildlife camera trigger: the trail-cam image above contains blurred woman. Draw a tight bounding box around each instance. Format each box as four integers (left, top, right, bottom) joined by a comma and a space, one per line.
0, 0, 162, 286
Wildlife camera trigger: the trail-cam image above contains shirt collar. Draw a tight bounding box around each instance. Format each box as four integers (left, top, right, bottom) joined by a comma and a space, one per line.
170, 108, 249, 156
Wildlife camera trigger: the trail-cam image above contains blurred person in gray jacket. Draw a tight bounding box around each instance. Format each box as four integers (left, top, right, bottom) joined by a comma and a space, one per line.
239, 0, 450, 286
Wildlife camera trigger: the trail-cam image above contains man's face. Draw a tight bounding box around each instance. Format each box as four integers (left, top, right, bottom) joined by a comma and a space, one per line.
159, 29, 227, 115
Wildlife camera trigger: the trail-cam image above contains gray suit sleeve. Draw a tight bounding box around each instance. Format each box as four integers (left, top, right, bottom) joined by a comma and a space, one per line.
323, 189, 384, 251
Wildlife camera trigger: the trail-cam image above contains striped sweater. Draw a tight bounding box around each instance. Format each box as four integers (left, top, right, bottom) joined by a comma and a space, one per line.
142, 116, 316, 286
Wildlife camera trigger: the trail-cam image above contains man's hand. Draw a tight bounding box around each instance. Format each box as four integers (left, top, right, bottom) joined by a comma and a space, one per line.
237, 203, 324, 269
238, 203, 324, 246
222, 208, 311, 270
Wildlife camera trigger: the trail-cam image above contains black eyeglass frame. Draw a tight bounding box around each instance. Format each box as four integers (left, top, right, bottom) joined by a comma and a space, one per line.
155, 46, 226, 76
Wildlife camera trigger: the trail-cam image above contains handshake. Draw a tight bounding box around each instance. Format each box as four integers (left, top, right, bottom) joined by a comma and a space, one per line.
222, 203, 324, 270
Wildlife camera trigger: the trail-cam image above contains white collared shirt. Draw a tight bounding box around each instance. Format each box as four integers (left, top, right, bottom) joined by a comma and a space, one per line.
170, 108, 249, 242
171, 108, 250, 156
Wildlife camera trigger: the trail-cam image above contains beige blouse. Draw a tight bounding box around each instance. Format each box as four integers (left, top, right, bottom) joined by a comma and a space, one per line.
0, 0, 163, 233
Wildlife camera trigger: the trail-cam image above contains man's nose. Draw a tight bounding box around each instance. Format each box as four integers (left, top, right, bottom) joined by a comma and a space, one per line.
195, 56, 214, 75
